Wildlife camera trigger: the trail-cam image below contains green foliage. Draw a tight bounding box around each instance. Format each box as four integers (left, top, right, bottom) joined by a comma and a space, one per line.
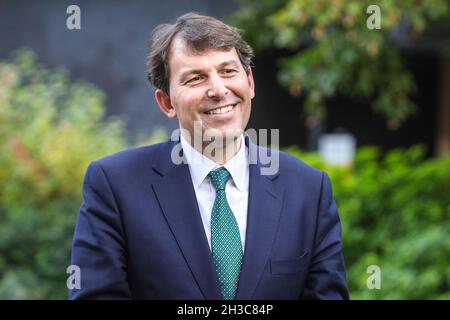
0, 49, 168, 299
284, 145, 450, 299
1, 48, 448, 299
231, 0, 450, 128
0, 49, 128, 299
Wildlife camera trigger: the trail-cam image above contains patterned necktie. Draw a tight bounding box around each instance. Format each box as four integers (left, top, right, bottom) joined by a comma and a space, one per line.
209, 167, 243, 300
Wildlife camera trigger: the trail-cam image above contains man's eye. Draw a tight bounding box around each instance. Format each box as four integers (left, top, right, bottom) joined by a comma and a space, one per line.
222, 69, 237, 75
186, 76, 203, 84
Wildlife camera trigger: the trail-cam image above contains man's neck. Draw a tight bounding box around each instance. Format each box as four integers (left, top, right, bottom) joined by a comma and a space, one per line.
204, 136, 242, 165
183, 132, 243, 165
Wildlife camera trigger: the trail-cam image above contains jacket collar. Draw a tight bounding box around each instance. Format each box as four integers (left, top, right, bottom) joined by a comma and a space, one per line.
151, 132, 283, 299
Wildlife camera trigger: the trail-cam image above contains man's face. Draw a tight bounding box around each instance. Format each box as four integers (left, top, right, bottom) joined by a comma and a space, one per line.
156, 36, 255, 144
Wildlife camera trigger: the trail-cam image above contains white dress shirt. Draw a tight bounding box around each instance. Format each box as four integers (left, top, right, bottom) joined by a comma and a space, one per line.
180, 134, 249, 252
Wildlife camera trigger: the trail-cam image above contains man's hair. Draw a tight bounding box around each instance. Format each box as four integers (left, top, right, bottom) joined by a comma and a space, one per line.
146, 12, 254, 94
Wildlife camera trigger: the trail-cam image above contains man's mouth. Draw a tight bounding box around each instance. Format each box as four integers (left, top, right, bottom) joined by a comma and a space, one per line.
204, 103, 237, 115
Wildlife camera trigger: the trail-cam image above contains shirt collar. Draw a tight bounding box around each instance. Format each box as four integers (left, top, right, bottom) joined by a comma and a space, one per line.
180, 133, 248, 191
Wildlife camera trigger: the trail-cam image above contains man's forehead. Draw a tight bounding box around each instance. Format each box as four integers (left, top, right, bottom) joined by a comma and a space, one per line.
168, 36, 240, 69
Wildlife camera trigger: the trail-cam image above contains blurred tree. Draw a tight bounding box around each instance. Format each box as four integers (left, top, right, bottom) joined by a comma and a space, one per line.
1, 48, 448, 299
0, 46, 168, 299
285, 145, 450, 299
231, 0, 450, 131
0, 49, 167, 299
0, 48, 129, 299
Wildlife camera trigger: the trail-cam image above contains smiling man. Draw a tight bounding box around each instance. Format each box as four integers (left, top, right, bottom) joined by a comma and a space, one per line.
69, 12, 349, 300
152, 15, 255, 165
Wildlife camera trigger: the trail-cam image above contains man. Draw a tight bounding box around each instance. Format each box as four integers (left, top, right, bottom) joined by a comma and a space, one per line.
69, 12, 349, 300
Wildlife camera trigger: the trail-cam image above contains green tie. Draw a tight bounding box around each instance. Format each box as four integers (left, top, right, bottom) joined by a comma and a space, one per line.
209, 167, 243, 300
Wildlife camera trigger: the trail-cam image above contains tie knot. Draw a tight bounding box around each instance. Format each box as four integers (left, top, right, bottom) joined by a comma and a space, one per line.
209, 167, 231, 191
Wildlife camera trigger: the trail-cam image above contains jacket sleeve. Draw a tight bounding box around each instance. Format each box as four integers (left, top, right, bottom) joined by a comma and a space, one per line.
301, 172, 350, 300
69, 161, 131, 299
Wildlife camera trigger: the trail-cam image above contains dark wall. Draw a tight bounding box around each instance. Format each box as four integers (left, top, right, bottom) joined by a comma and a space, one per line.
252, 48, 439, 153
0, 0, 237, 142
326, 52, 438, 154
248, 49, 308, 149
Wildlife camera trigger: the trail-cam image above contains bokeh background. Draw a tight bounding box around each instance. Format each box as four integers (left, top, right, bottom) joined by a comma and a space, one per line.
0, 0, 449, 299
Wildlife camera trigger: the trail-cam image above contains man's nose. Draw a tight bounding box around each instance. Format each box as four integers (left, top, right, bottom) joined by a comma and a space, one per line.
207, 74, 229, 100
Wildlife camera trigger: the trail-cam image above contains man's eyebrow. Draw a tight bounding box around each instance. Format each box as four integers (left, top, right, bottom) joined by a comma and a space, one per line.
217, 60, 241, 69
178, 60, 242, 83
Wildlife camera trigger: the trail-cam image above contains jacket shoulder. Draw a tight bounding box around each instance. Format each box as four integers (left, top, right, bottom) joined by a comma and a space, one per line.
277, 149, 324, 180
91, 140, 171, 173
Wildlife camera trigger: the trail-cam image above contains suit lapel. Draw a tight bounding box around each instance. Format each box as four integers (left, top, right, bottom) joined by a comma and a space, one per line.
150, 137, 284, 300
236, 138, 284, 299
151, 140, 222, 300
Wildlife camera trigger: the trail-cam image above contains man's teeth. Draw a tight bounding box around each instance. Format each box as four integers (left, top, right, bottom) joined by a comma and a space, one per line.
205, 104, 235, 115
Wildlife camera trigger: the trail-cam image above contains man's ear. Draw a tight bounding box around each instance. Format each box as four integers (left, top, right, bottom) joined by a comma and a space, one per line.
246, 67, 255, 99
155, 89, 177, 119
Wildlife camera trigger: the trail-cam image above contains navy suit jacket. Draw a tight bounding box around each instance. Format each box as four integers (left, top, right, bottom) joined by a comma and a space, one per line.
69, 136, 349, 299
